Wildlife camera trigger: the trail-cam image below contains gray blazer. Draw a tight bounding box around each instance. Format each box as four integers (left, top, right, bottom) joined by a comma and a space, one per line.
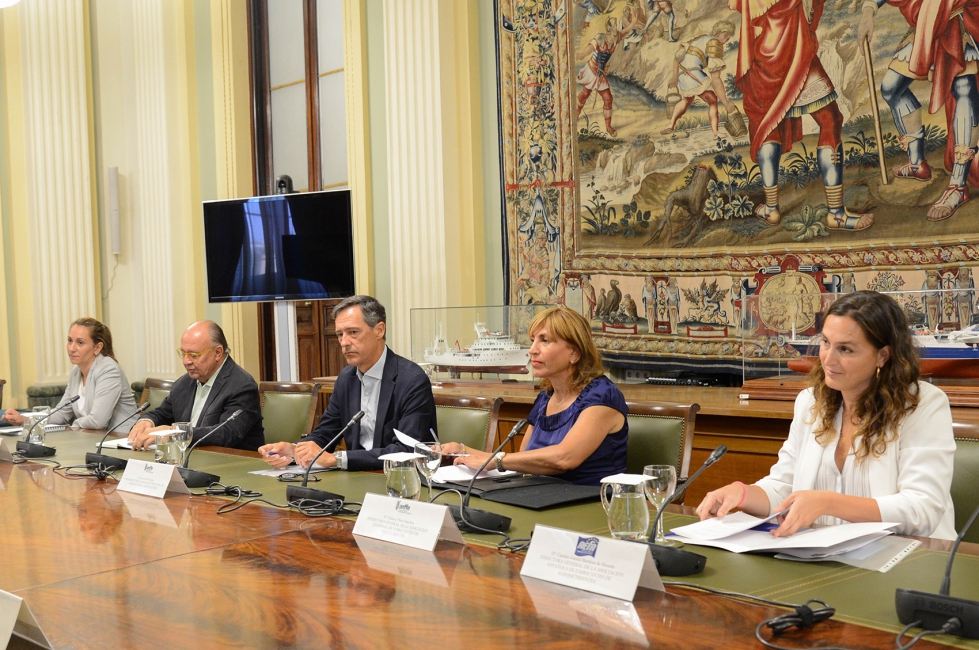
49, 355, 139, 433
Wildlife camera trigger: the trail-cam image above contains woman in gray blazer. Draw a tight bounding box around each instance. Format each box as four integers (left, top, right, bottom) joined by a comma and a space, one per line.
1, 318, 138, 433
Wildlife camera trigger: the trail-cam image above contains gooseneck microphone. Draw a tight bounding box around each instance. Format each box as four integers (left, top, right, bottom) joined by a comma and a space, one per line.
84, 402, 151, 470
896, 501, 979, 639
286, 411, 364, 505
642, 444, 728, 576
448, 418, 528, 533
176, 410, 243, 488
17, 395, 81, 458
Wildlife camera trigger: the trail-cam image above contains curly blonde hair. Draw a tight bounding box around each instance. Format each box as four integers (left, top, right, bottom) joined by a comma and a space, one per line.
528, 307, 605, 393
808, 291, 920, 460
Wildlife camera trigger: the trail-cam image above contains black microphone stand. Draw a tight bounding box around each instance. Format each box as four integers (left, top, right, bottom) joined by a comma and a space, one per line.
285, 411, 364, 505
85, 402, 152, 471
447, 419, 528, 533
16, 395, 80, 458
640, 444, 728, 576
176, 410, 243, 488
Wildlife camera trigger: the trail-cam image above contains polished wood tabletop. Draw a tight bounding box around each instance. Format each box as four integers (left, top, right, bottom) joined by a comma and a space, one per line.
2, 430, 975, 650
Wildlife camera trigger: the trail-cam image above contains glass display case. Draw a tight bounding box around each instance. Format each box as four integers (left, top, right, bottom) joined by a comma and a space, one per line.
409, 305, 553, 383
741, 287, 979, 386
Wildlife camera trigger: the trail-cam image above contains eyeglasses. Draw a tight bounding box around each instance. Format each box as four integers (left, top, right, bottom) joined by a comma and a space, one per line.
177, 346, 216, 361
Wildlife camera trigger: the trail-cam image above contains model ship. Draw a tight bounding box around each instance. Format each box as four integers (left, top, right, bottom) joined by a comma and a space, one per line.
787, 324, 979, 378
424, 322, 530, 375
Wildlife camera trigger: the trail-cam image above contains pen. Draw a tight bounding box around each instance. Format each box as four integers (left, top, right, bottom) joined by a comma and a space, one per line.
266, 451, 295, 461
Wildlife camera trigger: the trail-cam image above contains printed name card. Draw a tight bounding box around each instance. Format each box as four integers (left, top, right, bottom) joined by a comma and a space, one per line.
352, 492, 465, 551
117, 459, 191, 498
0, 589, 51, 649
520, 525, 664, 601
0, 439, 13, 463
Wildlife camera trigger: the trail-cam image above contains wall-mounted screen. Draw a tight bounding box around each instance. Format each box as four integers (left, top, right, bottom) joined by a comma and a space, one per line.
203, 189, 354, 303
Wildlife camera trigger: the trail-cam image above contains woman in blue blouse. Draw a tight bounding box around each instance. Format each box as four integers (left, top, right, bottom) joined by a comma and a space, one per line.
442, 307, 627, 485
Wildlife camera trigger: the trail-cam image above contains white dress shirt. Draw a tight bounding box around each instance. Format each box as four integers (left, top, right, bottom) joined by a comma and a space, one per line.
355, 347, 388, 450
191, 357, 228, 426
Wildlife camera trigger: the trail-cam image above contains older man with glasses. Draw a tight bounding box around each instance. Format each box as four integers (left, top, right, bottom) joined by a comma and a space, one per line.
128, 320, 264, 451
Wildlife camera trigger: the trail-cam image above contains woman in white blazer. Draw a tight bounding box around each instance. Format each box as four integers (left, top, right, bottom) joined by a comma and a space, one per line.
697, 291, 957, 540
1, 318, 138, 433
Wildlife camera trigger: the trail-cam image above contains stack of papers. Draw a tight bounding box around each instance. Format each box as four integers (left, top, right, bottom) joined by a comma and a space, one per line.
669, 512, 898, 556
0, 424, 66, 436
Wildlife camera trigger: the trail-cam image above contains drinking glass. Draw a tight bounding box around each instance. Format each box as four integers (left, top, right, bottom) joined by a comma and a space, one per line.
28, 406, 50, 444
384, 459, 421, 500
414, 440, 442, 502
600, 480, 649, 541
171, 423, 194, 466
643, 464, 681, 546
154, 431, 176, 464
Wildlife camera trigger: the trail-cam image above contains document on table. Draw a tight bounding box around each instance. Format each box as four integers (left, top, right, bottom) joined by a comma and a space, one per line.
669, 511, 787, 540
775, 535, 921, 573
433, 465, 516, 482
670, 515, 899, 554
98, 438, 154, 450
248, 465, 333, 477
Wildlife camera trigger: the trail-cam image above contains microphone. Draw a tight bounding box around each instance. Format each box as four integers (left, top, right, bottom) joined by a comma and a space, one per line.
641, 444, 728, 577
84, 402, 151, 471
16, 395, 80, 458
285, 411, 364, 505
176, 409, 244, 488
896, 502, 979, 639
447, 418, 528, 533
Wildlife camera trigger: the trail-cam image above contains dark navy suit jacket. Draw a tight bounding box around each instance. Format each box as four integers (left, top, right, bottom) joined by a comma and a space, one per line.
305, 348, 437, 471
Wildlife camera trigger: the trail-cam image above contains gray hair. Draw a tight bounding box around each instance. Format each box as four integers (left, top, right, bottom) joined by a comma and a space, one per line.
333, 295, 387, 335
206, 321, 230, 357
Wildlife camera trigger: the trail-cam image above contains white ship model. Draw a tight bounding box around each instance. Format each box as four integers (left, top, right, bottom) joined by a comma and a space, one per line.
424, 321, 530, 374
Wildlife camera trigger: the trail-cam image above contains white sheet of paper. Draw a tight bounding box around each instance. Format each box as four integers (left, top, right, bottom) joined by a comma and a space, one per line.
672, 521, 898, 553
520, 525, 664, 601
378, 451, 425, 462
394, 428, 422, 448
248, 465, 331, 477
117, 459, 191, 498
99, 438, 155, 451
669, 510, 786, 541
351, 492, 465, 551
0, 589, 51, 649
433, 464, 516, 482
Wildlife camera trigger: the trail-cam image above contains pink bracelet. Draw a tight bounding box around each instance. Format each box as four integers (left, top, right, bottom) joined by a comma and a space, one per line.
733, 481, 748, 508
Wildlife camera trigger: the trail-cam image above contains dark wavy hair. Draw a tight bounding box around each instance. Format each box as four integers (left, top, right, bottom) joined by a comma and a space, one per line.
528, 307, 605, 393
808, 291, 920, 460
71, 317, 116, 361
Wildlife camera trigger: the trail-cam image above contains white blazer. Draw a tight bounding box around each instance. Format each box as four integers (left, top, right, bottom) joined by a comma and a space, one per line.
755, 382, 957, 540
48, 354, 139, 433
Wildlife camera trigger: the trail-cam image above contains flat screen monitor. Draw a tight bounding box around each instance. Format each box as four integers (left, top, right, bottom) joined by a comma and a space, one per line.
203, 189, 354, 303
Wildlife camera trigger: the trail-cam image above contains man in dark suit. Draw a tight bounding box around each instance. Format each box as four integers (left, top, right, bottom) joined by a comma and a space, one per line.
260, 295, 436, 471
128, 321, 264, 451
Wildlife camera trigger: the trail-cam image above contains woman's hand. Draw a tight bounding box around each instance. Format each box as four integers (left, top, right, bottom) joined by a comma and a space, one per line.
2, 408, 25, 426
695, 482, 747, 520
452, 448, 493, 470
771, 491, 837, 537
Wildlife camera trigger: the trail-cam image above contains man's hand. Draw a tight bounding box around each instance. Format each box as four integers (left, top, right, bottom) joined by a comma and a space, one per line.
294, 440, 337, 469
2, 408, 24, 426
128, 420, 170, 451
259, 442, 297, 468
857, 3, 875, 47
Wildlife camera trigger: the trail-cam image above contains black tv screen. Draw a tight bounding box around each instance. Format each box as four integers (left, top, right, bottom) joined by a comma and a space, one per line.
203, 190, 355, 302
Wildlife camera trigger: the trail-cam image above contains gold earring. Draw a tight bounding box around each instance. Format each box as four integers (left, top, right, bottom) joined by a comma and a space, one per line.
876, 367, 881, 378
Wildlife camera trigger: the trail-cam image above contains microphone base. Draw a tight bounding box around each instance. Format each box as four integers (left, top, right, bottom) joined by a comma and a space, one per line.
448, 505, 511, 533
16, 441, 56, 458
286, 485, 345, 504
642, 541, 707, 576
177, 466, 220, 488
85, 452, 128, 471
896, 588, 979, 638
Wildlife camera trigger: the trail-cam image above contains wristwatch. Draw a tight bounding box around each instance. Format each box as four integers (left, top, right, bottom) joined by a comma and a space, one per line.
493, 451, 507, 472
333, 450, 347, 470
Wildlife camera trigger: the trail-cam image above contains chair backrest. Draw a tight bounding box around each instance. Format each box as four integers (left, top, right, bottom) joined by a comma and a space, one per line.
260, 381, 321, 445
140, 378, 175, 412
434, 394, 502, 452
952, 422, 979, 543
625, 401, 699, 480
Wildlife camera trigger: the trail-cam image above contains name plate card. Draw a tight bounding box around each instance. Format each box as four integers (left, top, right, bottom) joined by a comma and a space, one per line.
0, 439, 13, 463
520, 525, 664, 601
0, 589, 51, 649
117, 459, 191, 498
352, 492, 464, 551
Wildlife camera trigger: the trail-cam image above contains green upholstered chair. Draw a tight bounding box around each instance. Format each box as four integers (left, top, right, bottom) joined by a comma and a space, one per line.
952, 423, 979, 543
260, 381, 321, 445
434, 394, 502, 452
625, 401, 699, 485
139, 378, 175, 413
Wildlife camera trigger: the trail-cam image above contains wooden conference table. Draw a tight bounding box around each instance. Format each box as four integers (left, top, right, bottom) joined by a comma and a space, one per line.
2, 429, 978, 649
